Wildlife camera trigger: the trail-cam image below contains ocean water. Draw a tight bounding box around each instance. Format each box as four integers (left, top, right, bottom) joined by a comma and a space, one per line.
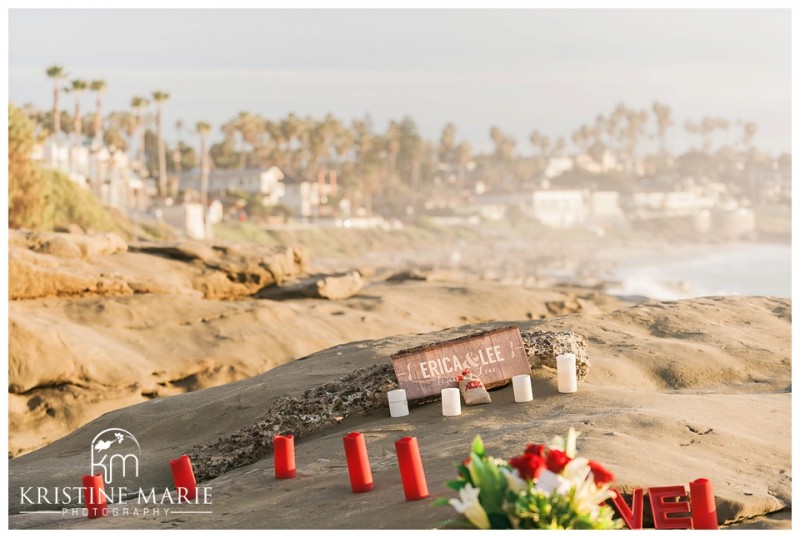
608, 243, 791, 301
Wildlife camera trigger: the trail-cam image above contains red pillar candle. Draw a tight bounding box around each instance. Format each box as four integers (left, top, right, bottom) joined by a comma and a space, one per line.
343, 432, 374, 493
82, 474, 107, 519
274, 435, 297, 479
690, 478, 719, 529
170, 454, 198, 501
394, 436, 429, 501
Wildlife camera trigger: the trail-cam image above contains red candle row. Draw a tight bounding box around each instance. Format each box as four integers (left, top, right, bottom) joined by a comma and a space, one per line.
82, 432, 428, 519
276, 432, 428, 501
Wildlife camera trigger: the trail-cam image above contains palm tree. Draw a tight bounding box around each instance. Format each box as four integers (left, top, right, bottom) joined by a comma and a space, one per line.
334, 126, 355, 165
173, 119, 185, 173
386, 120, 402, 178
455, 141, 471, 182
741, 121, 758, 149
89, 80, 107, 149
151, 90, 170, 198
46, 65, 67, 138
439, 122, 456, 165
107, 111, 137, 154
68, 79, 88, 146
196, 121, 212, 209
529, 130, 551, 158
651, 101, 673, 155
130, 96, 149, 168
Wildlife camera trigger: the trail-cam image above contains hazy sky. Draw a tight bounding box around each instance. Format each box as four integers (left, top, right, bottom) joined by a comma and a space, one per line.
8, 9, 791, 154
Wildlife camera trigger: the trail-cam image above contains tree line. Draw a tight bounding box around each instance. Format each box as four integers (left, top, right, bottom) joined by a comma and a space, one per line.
23, 64, 780, 212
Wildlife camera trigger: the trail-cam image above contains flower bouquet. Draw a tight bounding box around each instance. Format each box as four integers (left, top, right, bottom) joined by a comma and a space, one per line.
436, 429, 621, 529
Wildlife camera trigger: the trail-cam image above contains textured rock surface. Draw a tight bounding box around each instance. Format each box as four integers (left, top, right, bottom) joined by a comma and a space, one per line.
9, 231, 309, 301
11, 229, 128, 259
386, 268, 429, 282
305, 270, 365, 300
521, 330, 591, 380
9, 246, 134, 300
132, 241, 309, 299
188, 364, 397, 480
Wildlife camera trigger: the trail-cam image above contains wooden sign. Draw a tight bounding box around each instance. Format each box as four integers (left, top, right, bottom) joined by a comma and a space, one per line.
391, 326, 531, 401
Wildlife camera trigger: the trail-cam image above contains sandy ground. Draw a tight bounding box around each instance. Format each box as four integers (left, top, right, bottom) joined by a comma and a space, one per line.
8, 295, 791, 529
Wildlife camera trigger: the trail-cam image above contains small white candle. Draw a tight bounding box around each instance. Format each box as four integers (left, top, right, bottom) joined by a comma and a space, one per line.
441, 388, 461, 416
556, 353, 578, 393
512, 374, 534, 402
387, 389, 409, 417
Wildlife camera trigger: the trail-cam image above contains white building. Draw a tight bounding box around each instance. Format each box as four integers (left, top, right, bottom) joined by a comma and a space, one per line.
177, 166, 286, 203
588, 191, 624, 220
631, 191, 715, 218
282, 171, 338, 218
574, 150, 618, 174
544, 156, 574, 179
529, 190, 587, 229
157, 203, 207, 240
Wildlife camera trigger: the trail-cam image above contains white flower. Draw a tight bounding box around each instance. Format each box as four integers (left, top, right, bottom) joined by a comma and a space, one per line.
560, 458, 617, 516
449, 483, 491, 529
534, 469, 572, 496
561, 457, 591, 487
549, 428, 581, 458
500, 467, 527, 494
488, 456, 508, 467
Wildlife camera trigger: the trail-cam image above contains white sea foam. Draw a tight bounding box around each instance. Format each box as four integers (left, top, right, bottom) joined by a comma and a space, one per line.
607, 243, 790, 301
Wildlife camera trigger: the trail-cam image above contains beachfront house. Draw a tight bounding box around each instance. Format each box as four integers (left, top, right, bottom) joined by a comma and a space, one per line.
176, 166, 286, 203
529, 189, 587, 229
281, 170, 338, 219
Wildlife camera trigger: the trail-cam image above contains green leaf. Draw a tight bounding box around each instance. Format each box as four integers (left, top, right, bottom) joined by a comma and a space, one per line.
471, 435, 485, 458
488, 513, 513, 529
456, 464, 472, 484
446, 479, 467, 491
432, 497, 452, 507
473, 457, 508, 516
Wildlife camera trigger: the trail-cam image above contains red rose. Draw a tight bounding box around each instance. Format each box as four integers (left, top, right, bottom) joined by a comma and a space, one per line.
509, 453, 545, 481
525, 444, 546, 457
545, 449, 571, 474
588, 460, 615, 485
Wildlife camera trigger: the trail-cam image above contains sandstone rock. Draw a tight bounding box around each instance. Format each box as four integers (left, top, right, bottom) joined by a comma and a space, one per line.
9, 247, 133, 300
130, 242, 218, 262
386, 268, 429, 282
53, 223, 86, 235
305, 271, 365, 300
11, 229, 128, 259
130, 242, 309, 299
521, 330, 591, 380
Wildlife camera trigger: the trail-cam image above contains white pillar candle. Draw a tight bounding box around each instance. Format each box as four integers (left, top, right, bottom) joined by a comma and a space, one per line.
441, 388, 462, 416
387, 389, 409, 417
512, 374, 534, 402
556, 353, 578, 393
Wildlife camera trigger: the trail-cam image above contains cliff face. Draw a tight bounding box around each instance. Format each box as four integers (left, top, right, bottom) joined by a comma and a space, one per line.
8, 295, 791, 530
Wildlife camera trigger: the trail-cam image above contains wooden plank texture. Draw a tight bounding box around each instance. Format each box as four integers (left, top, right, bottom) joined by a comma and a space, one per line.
391, 326, 531, 401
